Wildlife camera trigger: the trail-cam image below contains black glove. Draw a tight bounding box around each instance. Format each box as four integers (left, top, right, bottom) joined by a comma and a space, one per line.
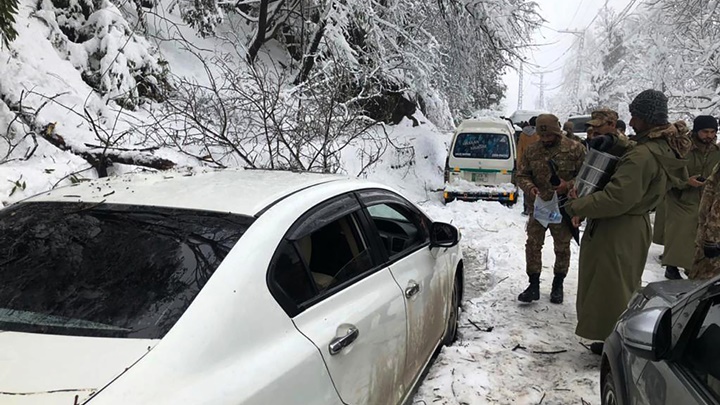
588, 134, 614, 152
704, 242, 720, 259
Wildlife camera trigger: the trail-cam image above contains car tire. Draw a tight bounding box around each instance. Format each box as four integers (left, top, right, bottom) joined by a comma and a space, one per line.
442, 275, 461, 346
601, 370, 619, 405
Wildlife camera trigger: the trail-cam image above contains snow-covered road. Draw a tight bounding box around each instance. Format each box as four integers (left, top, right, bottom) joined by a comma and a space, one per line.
413, 199, 666, 405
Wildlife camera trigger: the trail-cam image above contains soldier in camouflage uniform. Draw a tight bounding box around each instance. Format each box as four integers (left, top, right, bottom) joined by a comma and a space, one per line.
563, 121, 584, 144
585, 108, 632, 156
516, 114, 586, 304
692, 160, 720, 280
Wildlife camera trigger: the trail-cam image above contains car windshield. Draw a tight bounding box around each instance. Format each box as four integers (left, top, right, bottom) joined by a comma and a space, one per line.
568, 116, 591, 133
453, 133, 511, 159
0, 202, 253, 339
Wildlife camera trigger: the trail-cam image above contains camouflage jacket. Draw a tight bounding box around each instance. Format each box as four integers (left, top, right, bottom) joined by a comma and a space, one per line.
517, 137, 587, 201
696, 162, 720, 246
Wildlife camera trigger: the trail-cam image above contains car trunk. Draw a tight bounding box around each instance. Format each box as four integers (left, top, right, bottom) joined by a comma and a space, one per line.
0, 332, 157, 404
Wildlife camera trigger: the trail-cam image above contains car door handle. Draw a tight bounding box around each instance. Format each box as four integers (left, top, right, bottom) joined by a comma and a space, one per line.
405, 282, 420, 298
328, 326, 360, 355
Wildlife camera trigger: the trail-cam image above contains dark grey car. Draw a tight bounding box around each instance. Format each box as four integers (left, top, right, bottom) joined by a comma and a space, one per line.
601, 276, 720, 405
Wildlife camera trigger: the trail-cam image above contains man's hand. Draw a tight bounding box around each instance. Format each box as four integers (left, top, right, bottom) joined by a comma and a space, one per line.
554, 179, 570, 194
568, 187, 578, 199
688, 175, 706, 188
530, 187, 540, 197
572, 216, 582, 228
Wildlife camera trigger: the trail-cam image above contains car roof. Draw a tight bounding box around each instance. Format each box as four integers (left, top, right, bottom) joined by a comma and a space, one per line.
509, 110, 548, 122
568, 114, 591, 119
19, 168, 347, 216
456, 118, 512, 133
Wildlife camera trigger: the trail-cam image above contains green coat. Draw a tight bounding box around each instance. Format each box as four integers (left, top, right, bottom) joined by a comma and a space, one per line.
566, 123, 689, 341
663, 138, 720, 269
653, 200, 665, 245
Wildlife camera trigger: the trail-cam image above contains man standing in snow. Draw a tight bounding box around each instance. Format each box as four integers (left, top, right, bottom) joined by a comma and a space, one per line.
691, 160, 720, 280
585, 108, 631, 157
516, 114, 586, 304
663, 116, 720, 279
566, 89, 690, 355
518, 117, 541, 216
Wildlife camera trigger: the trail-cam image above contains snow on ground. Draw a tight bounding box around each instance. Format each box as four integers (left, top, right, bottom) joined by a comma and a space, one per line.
411, 197, 668, 405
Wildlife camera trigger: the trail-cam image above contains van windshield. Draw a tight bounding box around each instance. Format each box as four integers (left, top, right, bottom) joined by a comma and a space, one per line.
0, 202, 253, 339
453, 133, 511, 159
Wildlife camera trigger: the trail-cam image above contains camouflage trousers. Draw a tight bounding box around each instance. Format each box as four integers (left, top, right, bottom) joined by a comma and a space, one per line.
526, 215, 572, 275
689, 246, 720, 280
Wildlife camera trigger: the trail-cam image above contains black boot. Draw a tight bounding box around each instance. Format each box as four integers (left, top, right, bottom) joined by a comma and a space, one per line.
518, 273, 540, 302
590, 342, 604, 355
664, 265, 682, 280
550, 274, 565, 304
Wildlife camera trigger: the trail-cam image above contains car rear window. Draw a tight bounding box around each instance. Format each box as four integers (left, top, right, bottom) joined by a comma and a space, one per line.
0, 202, 253, 339
453, 133, 511, 159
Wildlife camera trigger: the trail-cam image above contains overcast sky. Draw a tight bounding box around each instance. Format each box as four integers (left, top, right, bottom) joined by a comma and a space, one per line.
501, 0, 637, 116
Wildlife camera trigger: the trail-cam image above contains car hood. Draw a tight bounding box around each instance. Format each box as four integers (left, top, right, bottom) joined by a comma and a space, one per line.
641, 279, 705, 306
0, 332, 158, 405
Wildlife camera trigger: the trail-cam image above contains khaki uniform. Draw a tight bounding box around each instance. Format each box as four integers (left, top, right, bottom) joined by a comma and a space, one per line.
663, 137, 720, 270
691, 162, 720, 279
566, 122, 690, 341
517, 136, 586, 275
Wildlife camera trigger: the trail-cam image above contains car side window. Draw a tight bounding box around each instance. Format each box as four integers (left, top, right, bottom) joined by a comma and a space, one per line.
366, 203, 429, 258
272, 241, 316, 305
270, 211, 375, 313
297, 213, 373, 292
682, 297, 720, 401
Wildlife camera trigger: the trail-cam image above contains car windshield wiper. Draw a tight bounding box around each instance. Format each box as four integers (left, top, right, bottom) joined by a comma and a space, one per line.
0, 308, 132, 332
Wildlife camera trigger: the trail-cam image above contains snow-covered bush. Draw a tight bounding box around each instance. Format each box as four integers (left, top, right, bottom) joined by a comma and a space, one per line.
36, 0, 170, 109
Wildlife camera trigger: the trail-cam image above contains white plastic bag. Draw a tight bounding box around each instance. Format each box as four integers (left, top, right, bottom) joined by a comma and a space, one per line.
533, 192, 563, 228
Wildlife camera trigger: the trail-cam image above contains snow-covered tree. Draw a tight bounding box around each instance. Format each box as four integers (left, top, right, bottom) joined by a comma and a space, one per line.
0, 0, 19, 47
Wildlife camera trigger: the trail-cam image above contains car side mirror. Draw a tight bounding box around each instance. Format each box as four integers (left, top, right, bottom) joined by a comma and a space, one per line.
430, 222, 459, 248
618, 306, 672, 361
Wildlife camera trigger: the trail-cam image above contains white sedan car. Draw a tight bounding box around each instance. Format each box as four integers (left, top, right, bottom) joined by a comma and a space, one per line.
0, 169, 464, 405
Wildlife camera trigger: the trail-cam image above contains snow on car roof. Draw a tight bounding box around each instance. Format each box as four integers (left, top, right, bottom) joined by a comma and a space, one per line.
21, 168, 345, 216
456, 118, 512, 132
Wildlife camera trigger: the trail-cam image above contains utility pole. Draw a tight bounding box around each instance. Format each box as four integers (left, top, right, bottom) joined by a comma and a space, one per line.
531, 71, 550, 110
557, 29, 586, 107
517, 60, 525, 110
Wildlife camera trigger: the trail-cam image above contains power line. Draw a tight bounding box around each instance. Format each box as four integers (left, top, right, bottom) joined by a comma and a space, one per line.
568, 0, 587, 29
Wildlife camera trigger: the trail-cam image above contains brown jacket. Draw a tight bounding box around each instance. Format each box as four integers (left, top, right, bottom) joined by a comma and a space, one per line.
517, 127, 539, 164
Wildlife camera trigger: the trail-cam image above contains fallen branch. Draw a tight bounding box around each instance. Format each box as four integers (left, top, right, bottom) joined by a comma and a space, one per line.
39, 123, 175, 177
538, 392, 546, 405
468, 320, 494, 332
532, 349, 567, 355
512, 344, 526, 351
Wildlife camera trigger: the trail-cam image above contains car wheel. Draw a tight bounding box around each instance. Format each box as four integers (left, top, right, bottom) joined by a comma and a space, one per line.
442, 275, 461, 346
602, 370, 619, 405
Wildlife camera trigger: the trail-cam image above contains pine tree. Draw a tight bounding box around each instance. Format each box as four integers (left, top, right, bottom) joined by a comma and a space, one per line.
1, 0, 19, 47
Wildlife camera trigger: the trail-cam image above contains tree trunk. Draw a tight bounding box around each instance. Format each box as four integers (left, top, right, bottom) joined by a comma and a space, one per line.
247, 0, 269, 64
294, 20, 327, 85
